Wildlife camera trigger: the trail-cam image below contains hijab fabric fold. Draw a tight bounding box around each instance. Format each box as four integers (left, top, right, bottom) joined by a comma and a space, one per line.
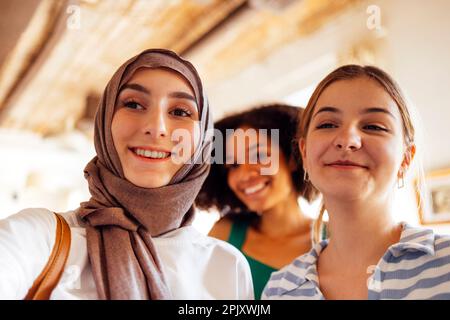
77, 49, 212, 300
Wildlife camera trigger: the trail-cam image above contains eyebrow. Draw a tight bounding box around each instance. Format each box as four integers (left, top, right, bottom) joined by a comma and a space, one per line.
225, 143, 267, 162
313, 106, 341, 118
249, 142, 269, 153
119, 84, 196, 102
363, 107, 395, 118
119, 83, 150, 95
313, 106, 395, 118
168, 91, 196, 102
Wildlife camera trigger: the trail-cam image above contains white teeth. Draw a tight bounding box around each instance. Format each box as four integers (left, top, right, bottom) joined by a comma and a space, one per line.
243, 182, 267, 195
134, 148, 170, 159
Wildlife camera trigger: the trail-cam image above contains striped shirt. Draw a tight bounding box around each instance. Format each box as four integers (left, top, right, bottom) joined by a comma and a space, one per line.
262, 223, 450, 300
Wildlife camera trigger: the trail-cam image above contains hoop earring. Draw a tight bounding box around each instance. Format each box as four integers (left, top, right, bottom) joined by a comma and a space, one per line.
304, 170, 309, 182
398, 171, 404, 189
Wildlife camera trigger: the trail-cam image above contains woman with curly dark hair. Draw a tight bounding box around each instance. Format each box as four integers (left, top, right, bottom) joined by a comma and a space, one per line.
196, 104, 318, 299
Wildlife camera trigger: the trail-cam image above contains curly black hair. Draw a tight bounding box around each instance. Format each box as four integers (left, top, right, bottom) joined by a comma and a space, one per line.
195, 103, 318, 221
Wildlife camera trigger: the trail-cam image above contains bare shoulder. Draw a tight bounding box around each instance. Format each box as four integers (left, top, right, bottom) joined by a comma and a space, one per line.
208, 217, 233, 241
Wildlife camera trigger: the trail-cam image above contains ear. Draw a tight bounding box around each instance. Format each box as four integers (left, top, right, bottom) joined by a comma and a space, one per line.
398, 143, 416, 177
299, 138, 307, 171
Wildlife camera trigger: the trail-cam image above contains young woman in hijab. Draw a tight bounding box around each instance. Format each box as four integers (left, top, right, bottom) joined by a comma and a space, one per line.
0, 49, 253, 300
196, 104, 318, 299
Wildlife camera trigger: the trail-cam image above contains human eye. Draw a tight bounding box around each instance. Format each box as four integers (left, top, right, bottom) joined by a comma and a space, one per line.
259, 153, 268, 161
364, 124, 389, 132
316, 122, 337, 129
123, 100, 144, 110
258, 151, 272, 163
169, 106, 193, 118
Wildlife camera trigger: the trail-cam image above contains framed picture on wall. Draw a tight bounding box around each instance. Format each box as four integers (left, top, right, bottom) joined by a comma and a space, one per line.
418, 169, 450, 225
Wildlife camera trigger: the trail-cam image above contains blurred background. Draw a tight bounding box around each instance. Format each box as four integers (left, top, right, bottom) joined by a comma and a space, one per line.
1, 0, 450, 234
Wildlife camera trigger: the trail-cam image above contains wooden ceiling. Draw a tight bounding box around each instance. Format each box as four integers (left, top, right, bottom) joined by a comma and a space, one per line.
0, 0, 360, 136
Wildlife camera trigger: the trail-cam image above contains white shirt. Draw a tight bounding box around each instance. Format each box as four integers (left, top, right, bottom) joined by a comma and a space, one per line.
0, 208, 254, 300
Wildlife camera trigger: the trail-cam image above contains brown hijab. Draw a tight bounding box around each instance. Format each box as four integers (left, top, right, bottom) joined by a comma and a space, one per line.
77, 49, 212, 300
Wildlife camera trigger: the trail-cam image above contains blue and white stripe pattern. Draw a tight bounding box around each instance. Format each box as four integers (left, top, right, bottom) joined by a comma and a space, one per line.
262, 223, 450, 300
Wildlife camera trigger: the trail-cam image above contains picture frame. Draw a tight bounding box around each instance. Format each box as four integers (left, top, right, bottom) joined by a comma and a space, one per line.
418, 169, 450, 225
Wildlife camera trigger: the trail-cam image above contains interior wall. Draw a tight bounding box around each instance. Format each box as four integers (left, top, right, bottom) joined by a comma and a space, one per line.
379, 0, 450, 172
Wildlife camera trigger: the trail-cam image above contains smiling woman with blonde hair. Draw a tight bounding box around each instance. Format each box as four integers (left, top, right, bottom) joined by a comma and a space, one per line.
0, 49, 253, 300
263, 65, 450, 300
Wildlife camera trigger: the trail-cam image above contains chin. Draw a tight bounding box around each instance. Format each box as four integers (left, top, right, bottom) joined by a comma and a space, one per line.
248, 202, 272, 214
246, 207, 263, 215
322, 187, 367, 201
127, 175, 170, 189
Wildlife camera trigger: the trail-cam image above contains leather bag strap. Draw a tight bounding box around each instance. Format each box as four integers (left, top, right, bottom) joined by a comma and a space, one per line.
24, 212, 71, 300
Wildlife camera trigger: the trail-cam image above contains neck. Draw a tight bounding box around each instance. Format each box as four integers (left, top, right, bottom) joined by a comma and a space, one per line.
257, 191, 312, 238
324, 195, 402, 267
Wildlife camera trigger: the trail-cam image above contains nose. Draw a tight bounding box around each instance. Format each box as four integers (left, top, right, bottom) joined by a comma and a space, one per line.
333, 125, 361, 151
232, 161, 259, 182
143, 102, 168, 137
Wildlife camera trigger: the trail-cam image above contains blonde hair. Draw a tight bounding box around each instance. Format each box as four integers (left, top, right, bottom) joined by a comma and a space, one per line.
298, 65, 420, 242
312, 202, 327, 244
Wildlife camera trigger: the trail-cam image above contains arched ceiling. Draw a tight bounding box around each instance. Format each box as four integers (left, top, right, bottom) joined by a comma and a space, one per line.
0, 0, 359, 136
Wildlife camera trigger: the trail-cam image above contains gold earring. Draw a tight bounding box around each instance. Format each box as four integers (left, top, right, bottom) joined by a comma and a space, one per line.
398, 171, 404, 189
304, 170, 309, 182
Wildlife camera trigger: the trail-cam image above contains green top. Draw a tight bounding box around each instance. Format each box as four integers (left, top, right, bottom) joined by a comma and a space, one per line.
227, 219, 277, 299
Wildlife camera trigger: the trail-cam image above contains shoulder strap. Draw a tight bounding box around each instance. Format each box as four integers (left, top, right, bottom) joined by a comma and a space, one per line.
24, 212, 71, 300
227, 219, 249, 249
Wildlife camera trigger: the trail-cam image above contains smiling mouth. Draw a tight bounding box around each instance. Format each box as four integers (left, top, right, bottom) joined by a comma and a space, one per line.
130, 147, 172, 160
241, 180, 271, 196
